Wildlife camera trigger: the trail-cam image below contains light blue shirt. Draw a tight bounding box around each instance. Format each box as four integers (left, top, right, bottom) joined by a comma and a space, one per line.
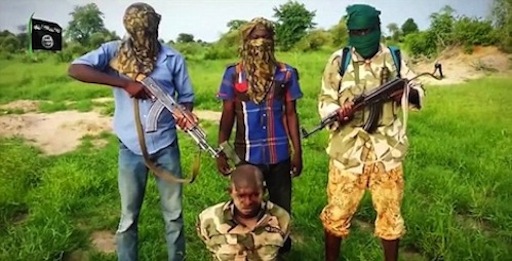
72, 40, 195, 155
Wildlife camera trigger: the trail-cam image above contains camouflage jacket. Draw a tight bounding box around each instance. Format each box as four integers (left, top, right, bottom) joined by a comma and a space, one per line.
196, 200, 290, 261
318, 43, 425, 174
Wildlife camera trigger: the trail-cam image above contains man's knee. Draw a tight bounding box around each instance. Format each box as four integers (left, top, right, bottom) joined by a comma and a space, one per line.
319, 204, 354, 238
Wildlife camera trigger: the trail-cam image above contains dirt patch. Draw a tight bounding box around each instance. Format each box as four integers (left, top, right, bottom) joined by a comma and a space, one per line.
195, 110, 221, 121
0, 105, 221, 155
91, 97, 114, 104
0, 100, 40, 113
411, 45, 512, 85
90, 230, 116, 254
0, 111, 112, 155
0, 98, 221, 121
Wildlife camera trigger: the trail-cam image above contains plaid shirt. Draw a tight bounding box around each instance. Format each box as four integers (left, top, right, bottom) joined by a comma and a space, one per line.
217, 63, 303, 165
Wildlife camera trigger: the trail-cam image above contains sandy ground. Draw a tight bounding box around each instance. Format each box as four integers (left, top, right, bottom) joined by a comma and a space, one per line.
90, 230, 116, 254
0, 45, 509, 254
0, 99, 221, 156
411, 45, 511, 85
0, 110, 112, 155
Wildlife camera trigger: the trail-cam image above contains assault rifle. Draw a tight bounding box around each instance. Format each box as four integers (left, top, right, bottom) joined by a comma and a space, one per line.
139, 77, 241, 170
301, 63, 444, 139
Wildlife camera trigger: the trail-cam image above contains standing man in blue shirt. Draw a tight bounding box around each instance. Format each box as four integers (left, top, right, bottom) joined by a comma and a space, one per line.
215, 17, 303, 255
67, 3, 196, 261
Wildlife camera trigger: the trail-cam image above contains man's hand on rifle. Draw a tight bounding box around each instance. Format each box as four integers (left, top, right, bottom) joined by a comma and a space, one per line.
216, 152, 231, 176
337, 101, 354, 122
174, 111, 199, 131
123, 81, 153, 99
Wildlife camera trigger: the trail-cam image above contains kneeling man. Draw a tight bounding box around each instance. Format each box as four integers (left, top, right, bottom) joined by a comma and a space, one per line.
196, 164, 291, 261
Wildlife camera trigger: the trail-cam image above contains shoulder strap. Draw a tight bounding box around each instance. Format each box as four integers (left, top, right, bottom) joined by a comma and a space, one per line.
338, 46, 352, 77
234, 62, 243, 83
388, 46, 402, 78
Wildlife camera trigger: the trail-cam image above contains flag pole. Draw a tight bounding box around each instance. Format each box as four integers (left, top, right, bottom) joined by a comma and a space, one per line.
28, 12, 34, 57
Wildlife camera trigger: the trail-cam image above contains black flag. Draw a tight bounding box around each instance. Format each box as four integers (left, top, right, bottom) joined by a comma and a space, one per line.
30, 17, 62, 51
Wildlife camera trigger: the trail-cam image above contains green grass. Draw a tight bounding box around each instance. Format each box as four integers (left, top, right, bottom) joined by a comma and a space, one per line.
0, 52, 511, 261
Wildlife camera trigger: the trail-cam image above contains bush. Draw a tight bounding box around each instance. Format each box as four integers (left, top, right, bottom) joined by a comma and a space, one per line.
0, 35, 21, 53
404, 31, 437, 58
204, 46, 237, 60
293, 29, 333, 52
0, 52, 13, 60
452, 16, 499, 46
172, 42, 205, 59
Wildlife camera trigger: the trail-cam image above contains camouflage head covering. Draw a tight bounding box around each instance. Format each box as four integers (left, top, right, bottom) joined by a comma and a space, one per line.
239, 17, 278, 104
111, 2, 161, 79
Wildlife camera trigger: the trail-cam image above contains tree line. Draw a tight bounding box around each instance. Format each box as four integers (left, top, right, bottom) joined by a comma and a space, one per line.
1, 0, 511, 62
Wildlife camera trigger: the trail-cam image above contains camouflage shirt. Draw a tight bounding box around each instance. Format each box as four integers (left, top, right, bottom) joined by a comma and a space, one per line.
196, 200, 290, 261
318, 43, 425, 174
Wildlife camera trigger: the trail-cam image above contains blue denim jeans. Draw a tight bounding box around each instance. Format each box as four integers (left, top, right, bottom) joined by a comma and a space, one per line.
116, 140, 185, 261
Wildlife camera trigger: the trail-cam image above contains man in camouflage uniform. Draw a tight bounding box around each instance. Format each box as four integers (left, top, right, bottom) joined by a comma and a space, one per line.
196, 164, 291, 261
317, 4, 425, 261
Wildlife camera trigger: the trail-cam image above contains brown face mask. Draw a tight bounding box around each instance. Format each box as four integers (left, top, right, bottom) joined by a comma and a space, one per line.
239, 19, 277, 104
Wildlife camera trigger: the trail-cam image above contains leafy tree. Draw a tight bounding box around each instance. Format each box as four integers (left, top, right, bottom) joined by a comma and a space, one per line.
492, 0, 512, 52
453, 16, 498, 46
272, 0, 316, 51
227, 20, 248, 31
88, 30, 120, 48
0, 30, 13, 37
492, 0, 511, 28
386, 23, 401, 41
329, 16, 349, 47
294, 29, 333, 52
177, 33, 194, 43
401, 18, 419, 36
65, 3, 107, 45
14, 24, 28, 50
0, 35, 21, 53
429, 5, 456, 47
404, 31, 437, 57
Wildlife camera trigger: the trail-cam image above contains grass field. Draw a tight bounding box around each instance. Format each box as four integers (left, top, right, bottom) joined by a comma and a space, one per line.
0, 50, 511, 261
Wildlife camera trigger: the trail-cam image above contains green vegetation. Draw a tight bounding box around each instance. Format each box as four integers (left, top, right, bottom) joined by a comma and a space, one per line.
2, 1, 511, 61
1, 0, 511, 260
0, 54, 511, 260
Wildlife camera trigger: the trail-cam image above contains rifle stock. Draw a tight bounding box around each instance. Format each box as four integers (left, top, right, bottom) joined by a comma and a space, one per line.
301, 63, 444, 139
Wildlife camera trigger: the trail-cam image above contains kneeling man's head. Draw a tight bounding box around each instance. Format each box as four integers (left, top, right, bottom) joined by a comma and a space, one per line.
229, 164, 265, 218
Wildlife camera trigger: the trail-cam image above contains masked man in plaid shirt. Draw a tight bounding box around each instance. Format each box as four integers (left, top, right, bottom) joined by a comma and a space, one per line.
215, 17, 304, 254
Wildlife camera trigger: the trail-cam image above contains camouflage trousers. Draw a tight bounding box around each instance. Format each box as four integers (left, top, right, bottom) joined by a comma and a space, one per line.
319, 145, 406, 240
